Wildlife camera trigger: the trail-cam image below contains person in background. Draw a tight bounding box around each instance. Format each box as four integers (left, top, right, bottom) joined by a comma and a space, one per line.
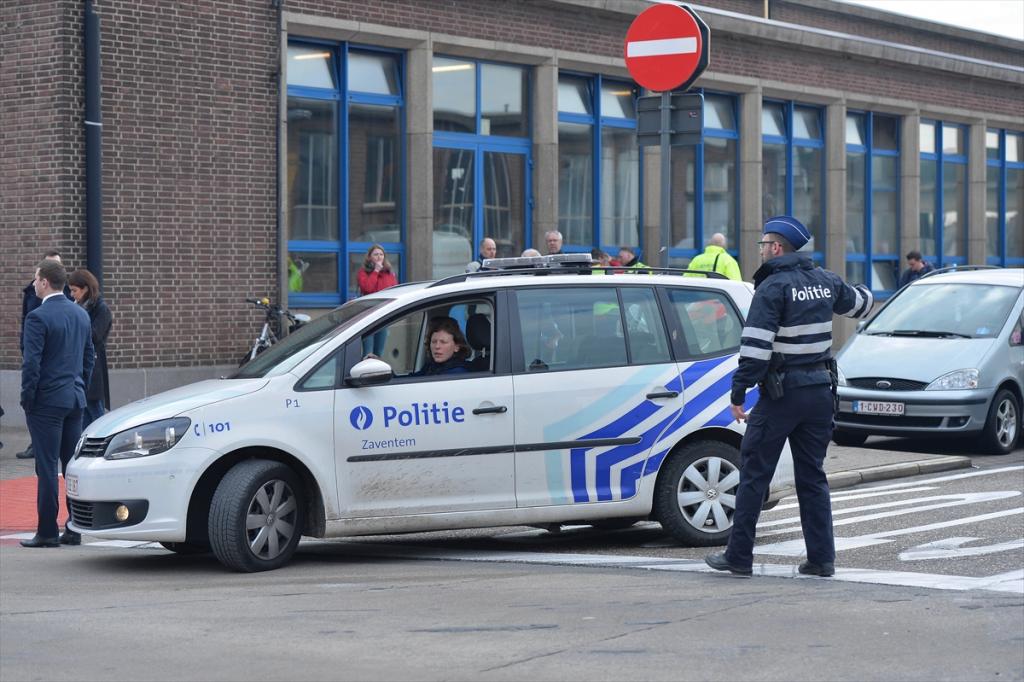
466, 237, 497, 272
590, 248, 611, 275
358, 244, 398, 357
521, 248, 542, 258
544, 230, 563, 255
68, 269, 112, 429
898, 250, 934, 288
617, 247, 648, 272
412, 317, 470, 376
20, 259, 94, 548
686, 232, 742, 281
17, 250, 70, 460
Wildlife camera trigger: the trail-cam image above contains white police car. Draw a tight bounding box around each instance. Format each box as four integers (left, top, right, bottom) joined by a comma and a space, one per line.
67, 255, 795, 572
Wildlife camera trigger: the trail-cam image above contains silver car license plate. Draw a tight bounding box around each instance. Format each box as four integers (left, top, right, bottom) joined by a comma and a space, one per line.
853, 400, 905, 416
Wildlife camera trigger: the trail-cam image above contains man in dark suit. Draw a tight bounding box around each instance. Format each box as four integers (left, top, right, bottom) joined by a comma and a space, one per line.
20, 259, 94, 548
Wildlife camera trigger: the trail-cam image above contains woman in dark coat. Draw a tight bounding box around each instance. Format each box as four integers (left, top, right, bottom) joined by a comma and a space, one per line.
413, 317, 470, 376
68, 269, 112, 428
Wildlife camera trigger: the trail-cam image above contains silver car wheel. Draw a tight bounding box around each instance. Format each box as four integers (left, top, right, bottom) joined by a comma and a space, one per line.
245, 479, 298, 561
995, 397, 1018, 448
676, 456, 740, 534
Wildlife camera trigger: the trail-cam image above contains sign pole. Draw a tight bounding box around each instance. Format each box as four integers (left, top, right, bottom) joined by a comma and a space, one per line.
659, 91, 671, 269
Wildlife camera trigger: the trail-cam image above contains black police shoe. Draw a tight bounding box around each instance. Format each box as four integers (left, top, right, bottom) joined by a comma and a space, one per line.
798, 561, 835, 577
704, 552, 753, 576
59, 530, 81, 546
20, 535, 60, 548
15, 443, 34, 459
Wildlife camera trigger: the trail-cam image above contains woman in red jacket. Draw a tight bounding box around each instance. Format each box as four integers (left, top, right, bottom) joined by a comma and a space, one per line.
358, 244, 398, 357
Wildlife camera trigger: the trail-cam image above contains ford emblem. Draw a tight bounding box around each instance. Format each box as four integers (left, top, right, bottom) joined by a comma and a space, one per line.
876, 380, 892, 389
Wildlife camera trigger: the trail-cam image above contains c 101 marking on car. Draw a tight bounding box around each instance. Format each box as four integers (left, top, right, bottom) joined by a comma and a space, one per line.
208, 422, 231, 433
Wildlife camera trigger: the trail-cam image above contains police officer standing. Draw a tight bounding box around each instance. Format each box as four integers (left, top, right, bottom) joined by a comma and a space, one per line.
705, 216, 873, 578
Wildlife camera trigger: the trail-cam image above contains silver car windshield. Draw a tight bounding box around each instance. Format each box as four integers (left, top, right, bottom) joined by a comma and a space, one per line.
231, 298, 388, 378
865, 283, 1020, 339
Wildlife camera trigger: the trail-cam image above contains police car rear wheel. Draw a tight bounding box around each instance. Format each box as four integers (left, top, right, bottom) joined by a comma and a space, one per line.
209, 460, 304, 572
654, 441, 741, 546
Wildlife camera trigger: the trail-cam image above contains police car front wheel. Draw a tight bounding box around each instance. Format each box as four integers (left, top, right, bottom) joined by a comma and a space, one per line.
654, 441, 741, 546
208, 460, 305, 572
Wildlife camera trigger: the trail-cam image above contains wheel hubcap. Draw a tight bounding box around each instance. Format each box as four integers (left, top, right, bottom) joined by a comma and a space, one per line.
676, 456, 740, 534
996, 398, 1017, 448
245, 479, 298, 560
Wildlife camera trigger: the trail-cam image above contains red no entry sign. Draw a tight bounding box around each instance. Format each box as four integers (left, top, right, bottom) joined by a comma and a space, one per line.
624, 3, 710, 92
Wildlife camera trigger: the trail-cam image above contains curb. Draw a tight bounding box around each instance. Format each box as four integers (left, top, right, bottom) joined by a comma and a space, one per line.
826, 455, 972, 490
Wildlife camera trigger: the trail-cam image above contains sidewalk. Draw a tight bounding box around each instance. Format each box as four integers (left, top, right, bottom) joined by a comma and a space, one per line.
0, 424, 972, 532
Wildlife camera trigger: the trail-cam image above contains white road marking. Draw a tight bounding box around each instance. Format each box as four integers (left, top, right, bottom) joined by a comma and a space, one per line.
898, 536, 1024, 561
626, 37, 697, 58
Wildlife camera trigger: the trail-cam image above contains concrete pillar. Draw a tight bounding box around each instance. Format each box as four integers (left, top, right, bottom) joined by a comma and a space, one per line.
533, 60, 558, 251
899, 113, 921, 261
968, 120, 988, 265
406, 40, 433, 282
738, 87, 762, 279
826, 101, 847, 275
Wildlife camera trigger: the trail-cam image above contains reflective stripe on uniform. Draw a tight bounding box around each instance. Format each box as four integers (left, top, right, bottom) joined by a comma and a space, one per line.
740, 345, 773, 360
772, 339, 833, 354
741, 326, 776, 342
777, 321, 832, 337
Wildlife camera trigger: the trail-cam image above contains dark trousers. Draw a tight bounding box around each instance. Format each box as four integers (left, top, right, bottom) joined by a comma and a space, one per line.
25, 405, 83, 539
83, 399, 105, 430
725, 384, 835, 568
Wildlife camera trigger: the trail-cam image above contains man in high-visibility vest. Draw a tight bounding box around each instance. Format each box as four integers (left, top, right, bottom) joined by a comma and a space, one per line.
686, 232, 741, 281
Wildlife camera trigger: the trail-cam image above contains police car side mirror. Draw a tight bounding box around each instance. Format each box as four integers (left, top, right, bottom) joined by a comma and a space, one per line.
346, 357, 393, 387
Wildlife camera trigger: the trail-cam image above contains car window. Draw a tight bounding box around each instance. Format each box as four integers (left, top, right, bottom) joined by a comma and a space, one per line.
866, 283, 1020, 339
298, 352, 340, 390
665, 288, 742, 358
620, 287, 672, 364
515, 287, 627, 371
363, 298, 494, 377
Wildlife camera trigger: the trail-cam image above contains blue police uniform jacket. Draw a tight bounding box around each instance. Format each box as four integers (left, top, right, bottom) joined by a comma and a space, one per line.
731, 253, 873, 405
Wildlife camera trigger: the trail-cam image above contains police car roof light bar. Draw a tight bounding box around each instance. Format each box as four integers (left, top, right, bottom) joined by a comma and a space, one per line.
428, 264, 730, 288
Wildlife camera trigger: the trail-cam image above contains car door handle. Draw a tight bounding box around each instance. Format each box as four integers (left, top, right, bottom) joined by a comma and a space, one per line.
646, 390, 679, 400
473, 405, 508, 415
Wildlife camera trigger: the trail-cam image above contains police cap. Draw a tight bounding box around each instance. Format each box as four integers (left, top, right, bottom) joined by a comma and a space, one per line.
764, 216, 811, 251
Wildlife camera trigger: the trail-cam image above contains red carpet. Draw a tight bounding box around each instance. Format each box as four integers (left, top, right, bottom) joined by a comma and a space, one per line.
0, 476, 68, 533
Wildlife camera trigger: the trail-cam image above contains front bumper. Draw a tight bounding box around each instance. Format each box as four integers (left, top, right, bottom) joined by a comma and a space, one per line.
64, 445, 216, 542
835, 386, 992, 436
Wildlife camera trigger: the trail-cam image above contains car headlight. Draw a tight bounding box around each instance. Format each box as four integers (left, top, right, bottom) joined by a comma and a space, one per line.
104, 417, 191, 460
836, 365, 847, 387
925, 368, 979, 391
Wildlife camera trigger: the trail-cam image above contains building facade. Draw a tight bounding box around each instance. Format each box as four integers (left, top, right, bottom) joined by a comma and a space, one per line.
2, 0, 1022, 418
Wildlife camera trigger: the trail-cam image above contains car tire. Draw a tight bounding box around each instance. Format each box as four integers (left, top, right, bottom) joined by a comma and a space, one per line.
654, 440, 741, 546
982, 389, 1020, 455
209, 460, 304, 572
159, 541, 209, 555
831, 428, 868, 447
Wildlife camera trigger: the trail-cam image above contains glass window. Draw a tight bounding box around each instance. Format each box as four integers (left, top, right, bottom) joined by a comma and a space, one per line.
558, 121, 593, 246
986, 129, 1001, 160
705, 94, 735, 130
348, 51, 399, 95
433, 57, 475, 133
300, 353, 340, 390
793, 146, 823, 251
920, 158, 938, 257
865, 283, 1020, 339
1008, 168, 1024, 259
793, 107, 821, 139
670, 145, 696, 252
287, 98, 338, 241
920, 122, 936, 154
762, 142, 786, 220
703, 137, 737, 241
600, 81, 636, 119
986, 129, 1024, 265
987, 164, 1000, 260
942, 161, 966, 258
348, 104, 400, 243
920, 120, 966, 267
873, 116, 898, 151
849, 113, 900, 291
942, 124, 963, 155
432, 147, 475, 278
846, 114, 865, 147
620, 288, 672, 365
287, 251, 337, 294
762, 102, 785, 137
287, 45, 335, 89
846, 151, 866, 256
515, 288, 626, 372
481, 63, 527, 136
600, 126, 639, 248
666, 289, 742, 358
1009, 133, 1023, 163
558, 74, 592, 115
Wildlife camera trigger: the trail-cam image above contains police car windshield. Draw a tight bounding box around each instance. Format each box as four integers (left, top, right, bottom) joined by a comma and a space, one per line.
865, 283, 1019, 340
231, 298, 388, 379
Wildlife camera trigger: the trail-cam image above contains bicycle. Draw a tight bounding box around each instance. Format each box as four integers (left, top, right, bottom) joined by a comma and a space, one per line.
239, 297, 311, 366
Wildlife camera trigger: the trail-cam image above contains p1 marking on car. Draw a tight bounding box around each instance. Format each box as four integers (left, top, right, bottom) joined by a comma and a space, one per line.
67, 255, 796, 572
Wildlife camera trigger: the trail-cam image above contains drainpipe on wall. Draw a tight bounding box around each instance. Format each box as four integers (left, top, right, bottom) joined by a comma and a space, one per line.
84, 0, 103, 284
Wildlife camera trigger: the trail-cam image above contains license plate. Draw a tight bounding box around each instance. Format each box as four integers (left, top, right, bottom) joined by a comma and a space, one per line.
853, 400, 905, 416
65, 474, 78, 496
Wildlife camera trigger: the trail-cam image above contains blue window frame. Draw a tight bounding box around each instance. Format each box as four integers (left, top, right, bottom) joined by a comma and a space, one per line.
762, 100, 826, 263
986, 129, 1024, 267
919, 120, 968, 268
668, 90, 740, 268
845, 111, 900, 295
286, 40, 405, 307
558, 73, 641, 258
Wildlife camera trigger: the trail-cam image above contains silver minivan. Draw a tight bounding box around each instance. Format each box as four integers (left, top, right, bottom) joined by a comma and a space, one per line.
834, 268, 1023, 454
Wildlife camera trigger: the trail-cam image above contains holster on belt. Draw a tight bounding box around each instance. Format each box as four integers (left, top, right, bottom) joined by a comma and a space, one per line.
827, 358, 839, 416
759, 352, 785, 400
